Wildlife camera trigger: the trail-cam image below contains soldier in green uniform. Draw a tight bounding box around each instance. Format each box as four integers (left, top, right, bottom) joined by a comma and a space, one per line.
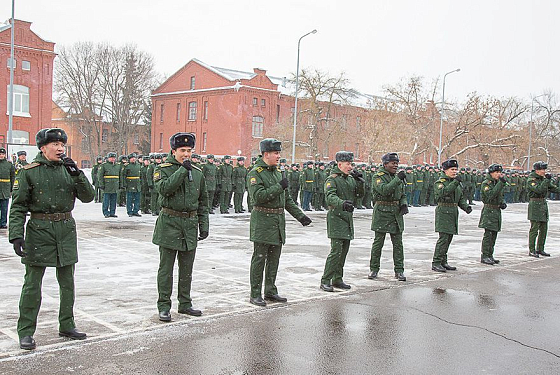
140, 155, 151, 214
368, 153, 408, 281
527, 161, 560, 257
218, 155, 233, 214
148, 154, 163, 216
412, 165, 423, 207
152, 133, 209, 322
91, 156, 103, 203
288, 163, 300, 205
98, 152, 120, 218
320, 151, 364, 292
301, 161, 315, 211
117, 155, 128, 207
191, 153, 201, 168
10, 128, 94, 350
479, 164, 507, 265
202, 155, 218, 214
232, 156, 248, 213
362, 164, 373, 209
14, 150, 28, 174
123, 153, 142, 217
431, 159, 472, 272
247, 139, 311, 306
405, 166, 415, 206
314, 162, 326, 210
0, 147, 15, 228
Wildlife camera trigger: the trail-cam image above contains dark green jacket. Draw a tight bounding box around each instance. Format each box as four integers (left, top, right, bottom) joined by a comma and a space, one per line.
301, 167, 315, 192
218, 163, 233, 192
478, 175, 505, 232
123, 162, 142, 192
91, 162, 101, 186
247, 157, 305, 245
98, 161, 121, 193
325, 165, 364, 239
434, 173, 469, 234
0, 158, 15, 199
152, 153, 209, 251
527, 172, 560, 222
140, 164, 150, 191
232, 165, 248, 192
288, 169, 300, 189
371, 166, 407, 234
9, 152, 94, 267
202, 162, 218, 191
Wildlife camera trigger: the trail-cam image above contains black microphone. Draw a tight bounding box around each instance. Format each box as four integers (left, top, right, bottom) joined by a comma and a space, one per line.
60, 153, 79, 175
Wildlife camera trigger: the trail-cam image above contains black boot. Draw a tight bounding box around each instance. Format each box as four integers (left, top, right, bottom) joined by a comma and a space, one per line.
529, 251, 540, 258
249, 296, 266, 306
432, 264, 447, 272
19, 336, 36, 350
481, 257, 495, 265
395, 272, 406, 281
59, 328, 87, 340
320, 283, 334, 292
537, 250, 551, 257
264, 294, 288, 303
490, 257, 500, 264
159, 311, 171, 322
442, 263, 457, 271
178, 307, 202, 316
367, 271, 378, 279
332, 281, 351, 290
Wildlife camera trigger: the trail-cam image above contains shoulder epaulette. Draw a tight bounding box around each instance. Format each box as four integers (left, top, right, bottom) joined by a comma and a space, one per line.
192, 165, 202, 172
438, 178, 446, 182
160, 163, 173, 167
376, 171, 385, 176
256, 167, 264, 173
330, 174, 339, 178
23, 162, 40, 170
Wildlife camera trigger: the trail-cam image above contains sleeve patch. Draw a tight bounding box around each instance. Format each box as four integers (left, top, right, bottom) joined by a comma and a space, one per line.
250, 177, 257, 185
256, 167, 264, 173
531, 182, 536, 186
484, 186, 490, 191
437, 183, 444, 189
153, 171, 161, 181
376, 178, 382, 185
13, 179, 19, 190
326, 182, 332, 188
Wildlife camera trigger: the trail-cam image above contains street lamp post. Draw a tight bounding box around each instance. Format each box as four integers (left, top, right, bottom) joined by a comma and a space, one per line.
527, 94, 546, 170
8, 0, 16, 145
291, 29, 317, 164
437, 68, 460, 167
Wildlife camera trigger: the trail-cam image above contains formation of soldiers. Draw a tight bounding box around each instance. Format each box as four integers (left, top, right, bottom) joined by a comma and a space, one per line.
5, 129, 560, 351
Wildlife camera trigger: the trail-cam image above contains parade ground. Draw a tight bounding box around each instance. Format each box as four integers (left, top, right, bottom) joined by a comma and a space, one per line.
1, 200, 560, 374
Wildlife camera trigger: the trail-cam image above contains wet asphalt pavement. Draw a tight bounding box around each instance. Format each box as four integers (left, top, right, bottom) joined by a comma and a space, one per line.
1, 255, 559, 374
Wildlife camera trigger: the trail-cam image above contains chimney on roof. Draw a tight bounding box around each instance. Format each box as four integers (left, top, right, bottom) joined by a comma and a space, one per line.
253, 68, 266, 76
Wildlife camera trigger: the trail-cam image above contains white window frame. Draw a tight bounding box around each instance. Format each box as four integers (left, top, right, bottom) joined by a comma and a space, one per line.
188, 101, 197, 121
22, 60, 30, 71
6, 84, 30, 117
7, 57, 16, 69
252, 116, 264, 138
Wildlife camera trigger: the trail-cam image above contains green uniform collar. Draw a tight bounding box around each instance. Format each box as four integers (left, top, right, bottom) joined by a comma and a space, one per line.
33, 152, 62, 167
254, 157, 277, 171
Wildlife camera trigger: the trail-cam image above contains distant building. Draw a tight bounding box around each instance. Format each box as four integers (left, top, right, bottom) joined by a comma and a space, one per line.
0, 19, 55, 147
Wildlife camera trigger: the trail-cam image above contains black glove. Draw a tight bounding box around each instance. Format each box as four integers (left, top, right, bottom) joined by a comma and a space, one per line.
465, 205, 473, 214
198, 231, 208, 241
350, 170, 364, 180
397, 170, 406, 181
499, 177, 507, 183
61, 156, 80, 176
13, 238, 26, 257
182, 159, 192, 171
455, 175, 462, 183
545, 173, 552, 179
499, 203, 507, 210
299, 215, 312, 226
279, 178, 289, 190
399, 204, 409, 215
342, 200, 354, 212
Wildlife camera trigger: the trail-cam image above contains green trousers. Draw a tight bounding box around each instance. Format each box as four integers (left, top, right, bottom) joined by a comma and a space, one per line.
207, 190, 215, 211
321, 239, 351, 284
370, 231, 404, 273
233, 190, 244, 212
250, 242, 282, 298
157, 247, 196, 312
529, 221, 548, 253
433, 233, 453, 266
220, 189, 232, 213
18, 264, 75, 338
140, 189, 151, 213
481, 229, 498, 258
247, 191, 253, 212
151, 190, 161, 214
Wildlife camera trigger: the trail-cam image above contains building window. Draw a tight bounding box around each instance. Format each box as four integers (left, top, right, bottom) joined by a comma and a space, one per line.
203, 101, 208, 121
7, 57, 16, 69
342, 114, 348, 129
202, 132, 207, 152
252, 97, 258, 106
81, 136, 89, 151
6, 85, 30, 116
102, 129, 109, 143
22, 60, 30, 71
160, 103, 164, 123
176, 103, 181, 122
190, 76, 195, 90
252, 116, 264, 138
81, 160, 91, 169
356, 116, 361, 132
276, 104, 280, 123
355, 143, 360, 159
261, 99, 266, 107
188, 101, 197, 121
133, 133, 139, 145
159, 133, 163, 149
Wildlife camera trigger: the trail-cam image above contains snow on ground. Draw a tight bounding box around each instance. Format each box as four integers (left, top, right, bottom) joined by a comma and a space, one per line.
0, 197, 559, 357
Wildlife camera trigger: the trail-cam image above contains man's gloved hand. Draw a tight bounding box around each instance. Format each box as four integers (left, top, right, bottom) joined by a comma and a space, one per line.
342, 200, 354, 212
545, 173, 552, 179
399, 204, 409, 215
182, 159, 192, 171
499, 176, 507, 183
279, 178, 289, 190
299, 215, 312, 226
62, 156, 81, 176
198, 231, 209, 241
455, 175, 462, 183
13, 238, 26, 257
397, 170, 406, 181
500, 202, 507, 210
465, 205, 473, 214
350, 170, 365, 182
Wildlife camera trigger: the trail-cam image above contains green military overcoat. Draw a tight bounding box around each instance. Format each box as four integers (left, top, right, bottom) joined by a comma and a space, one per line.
371, 166, 407, 234
434, 174, 470, 234
0, 158, 15, 199
527, 172, 560, 222
478, 176, 505, 232
97, 161, 121, 193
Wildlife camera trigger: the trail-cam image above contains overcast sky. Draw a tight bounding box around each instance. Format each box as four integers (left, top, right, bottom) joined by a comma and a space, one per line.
2, 0, 557, 102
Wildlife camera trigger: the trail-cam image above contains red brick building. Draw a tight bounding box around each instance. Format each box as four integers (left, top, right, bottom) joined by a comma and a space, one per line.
0, 19, 55, 146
